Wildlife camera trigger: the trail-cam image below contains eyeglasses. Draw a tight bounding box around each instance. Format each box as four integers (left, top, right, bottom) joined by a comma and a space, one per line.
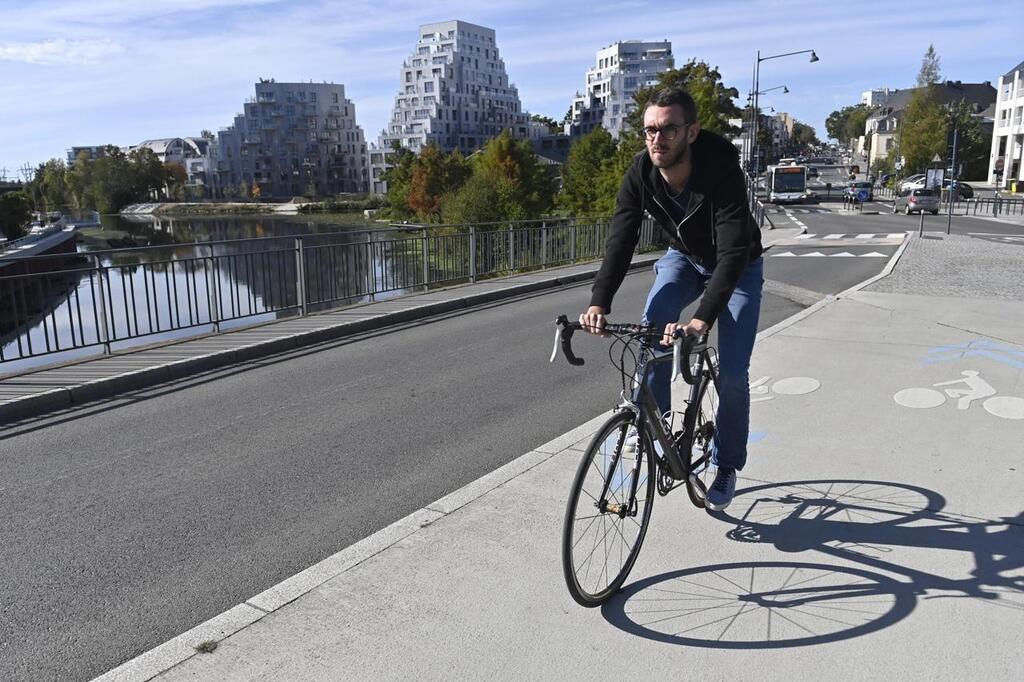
642, 122, 691, 141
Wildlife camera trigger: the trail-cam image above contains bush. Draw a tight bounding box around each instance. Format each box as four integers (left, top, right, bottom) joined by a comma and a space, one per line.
0, 191, 32, 240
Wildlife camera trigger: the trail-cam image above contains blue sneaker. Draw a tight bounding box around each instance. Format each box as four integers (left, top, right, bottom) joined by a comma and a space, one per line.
706, 467, 736, 511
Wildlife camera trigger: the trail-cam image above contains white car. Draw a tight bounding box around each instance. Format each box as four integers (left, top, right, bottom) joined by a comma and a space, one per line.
899, 174, 926, 192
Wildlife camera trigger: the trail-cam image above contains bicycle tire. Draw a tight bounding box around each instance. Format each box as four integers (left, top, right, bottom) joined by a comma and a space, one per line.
562, 410, 656, 607
685, 360, 719, 508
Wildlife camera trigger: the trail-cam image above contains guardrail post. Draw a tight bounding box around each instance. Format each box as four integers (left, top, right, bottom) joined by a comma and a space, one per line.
295, 236, 307, 316
570, 220, 577, 264
92, 254, 111, 355
421, 228, 430, 291
207, 243, 221, 332
994, 195, 1001, 217
541, 221, 547, 268
469, 226, 476, 282
508, 222, 515, 272
365, 232, 375, 302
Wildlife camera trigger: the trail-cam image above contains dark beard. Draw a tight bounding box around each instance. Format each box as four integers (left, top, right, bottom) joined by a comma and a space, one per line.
650, 140, 689, 169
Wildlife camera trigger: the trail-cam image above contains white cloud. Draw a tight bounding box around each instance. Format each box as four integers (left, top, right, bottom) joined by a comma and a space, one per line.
0, 38, 125, 65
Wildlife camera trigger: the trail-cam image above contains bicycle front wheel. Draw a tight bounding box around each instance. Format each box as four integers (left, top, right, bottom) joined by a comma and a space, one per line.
686, 361, 719, 508
562, 410, 656, 607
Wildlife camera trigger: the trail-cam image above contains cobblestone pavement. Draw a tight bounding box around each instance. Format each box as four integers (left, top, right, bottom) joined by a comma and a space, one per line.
866, 231, 1024, 300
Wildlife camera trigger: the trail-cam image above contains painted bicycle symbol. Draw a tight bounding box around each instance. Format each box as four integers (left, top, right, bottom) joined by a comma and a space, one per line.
893, 370, 1024, 420
750, 375, 821, 402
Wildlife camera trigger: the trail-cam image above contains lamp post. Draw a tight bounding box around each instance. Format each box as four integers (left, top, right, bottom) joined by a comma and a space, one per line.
746, 85, 788, 176
751, 49, 818, 172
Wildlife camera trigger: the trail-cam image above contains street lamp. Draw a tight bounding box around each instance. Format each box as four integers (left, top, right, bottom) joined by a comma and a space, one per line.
750, 49, 818, 172
744, 85, 788, 171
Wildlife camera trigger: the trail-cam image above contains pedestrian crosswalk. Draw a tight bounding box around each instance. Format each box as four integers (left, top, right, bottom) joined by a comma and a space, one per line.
794, 233, 906, 240
770, 232, 906, 249
770, 251, 890, 258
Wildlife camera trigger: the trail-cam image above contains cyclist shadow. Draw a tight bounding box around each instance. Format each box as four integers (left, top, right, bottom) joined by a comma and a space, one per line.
601, 478, 1024, 649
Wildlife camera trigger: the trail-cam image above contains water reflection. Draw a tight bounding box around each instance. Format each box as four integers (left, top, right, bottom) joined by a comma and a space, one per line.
1, 214, 420, 373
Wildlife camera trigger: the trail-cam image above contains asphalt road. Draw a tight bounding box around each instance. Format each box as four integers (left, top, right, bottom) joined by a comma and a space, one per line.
0, 267, 820, 681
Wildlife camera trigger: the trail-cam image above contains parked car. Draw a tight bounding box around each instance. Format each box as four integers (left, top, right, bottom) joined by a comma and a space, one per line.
807, 167, 820, 178
893, 187, 939, 214
899, 174, 926, 192
941, 179, 974, 199
845, 181, 874, 202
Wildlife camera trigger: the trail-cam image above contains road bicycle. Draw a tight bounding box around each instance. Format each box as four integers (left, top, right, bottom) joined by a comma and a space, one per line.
549, 314, 720, 607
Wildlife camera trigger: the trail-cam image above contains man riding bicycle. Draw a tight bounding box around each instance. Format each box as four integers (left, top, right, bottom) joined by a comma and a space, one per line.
579, 86, 764, 511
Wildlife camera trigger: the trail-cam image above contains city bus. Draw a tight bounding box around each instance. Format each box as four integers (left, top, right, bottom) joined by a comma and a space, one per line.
767, 164, 808, 203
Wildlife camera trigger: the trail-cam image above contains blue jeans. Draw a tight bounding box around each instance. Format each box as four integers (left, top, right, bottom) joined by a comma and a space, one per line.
640, 249, 763, 471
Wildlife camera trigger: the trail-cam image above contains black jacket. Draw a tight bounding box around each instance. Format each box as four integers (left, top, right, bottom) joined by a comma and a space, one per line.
590, 129, 763, 324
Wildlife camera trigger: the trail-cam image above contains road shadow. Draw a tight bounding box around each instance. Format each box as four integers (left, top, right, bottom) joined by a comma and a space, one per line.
601, 479, 1024, 648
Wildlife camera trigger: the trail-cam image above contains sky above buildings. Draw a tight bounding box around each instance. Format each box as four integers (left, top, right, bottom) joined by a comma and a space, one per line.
0, 0, 1016, 177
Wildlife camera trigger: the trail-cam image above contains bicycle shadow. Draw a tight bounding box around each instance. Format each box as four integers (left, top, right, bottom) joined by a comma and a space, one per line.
601, 479, 1024, 648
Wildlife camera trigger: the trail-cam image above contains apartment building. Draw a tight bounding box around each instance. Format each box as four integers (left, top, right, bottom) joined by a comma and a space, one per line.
379, 20, 529, 155
988, 60, 1024, 188
566, 40, 673, 139
215, 79, 368, 199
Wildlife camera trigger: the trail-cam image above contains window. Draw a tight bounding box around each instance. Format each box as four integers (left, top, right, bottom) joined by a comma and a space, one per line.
332, 93, 339, 104
424, 82, 434, 93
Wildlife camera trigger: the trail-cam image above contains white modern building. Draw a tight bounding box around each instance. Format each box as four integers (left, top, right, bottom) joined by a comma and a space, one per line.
988, 60, 1024, 189
378, 20, 530, 155
566, 40, 673, 139
861, 88, 897, 107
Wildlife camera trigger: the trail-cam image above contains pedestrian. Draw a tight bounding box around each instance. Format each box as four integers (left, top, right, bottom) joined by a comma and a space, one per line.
578, 86, 764, 511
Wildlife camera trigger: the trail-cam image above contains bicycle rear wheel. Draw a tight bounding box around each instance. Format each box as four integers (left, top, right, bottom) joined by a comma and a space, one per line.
562, 410, 656, 607
685, 361, 719, 508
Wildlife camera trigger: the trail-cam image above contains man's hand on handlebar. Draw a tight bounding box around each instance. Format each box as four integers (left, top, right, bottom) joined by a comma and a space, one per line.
662, 317, 708, 347
579, 306, 608, 337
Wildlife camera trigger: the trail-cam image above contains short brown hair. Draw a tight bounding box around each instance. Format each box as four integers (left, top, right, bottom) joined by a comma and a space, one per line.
647, 87, 698, 124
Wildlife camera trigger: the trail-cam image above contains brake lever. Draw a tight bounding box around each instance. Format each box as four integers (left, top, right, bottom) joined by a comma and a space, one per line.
550, 315, 584, 366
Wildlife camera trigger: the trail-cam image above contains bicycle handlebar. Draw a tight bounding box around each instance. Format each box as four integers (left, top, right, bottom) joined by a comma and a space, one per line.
550, 314, 707, 384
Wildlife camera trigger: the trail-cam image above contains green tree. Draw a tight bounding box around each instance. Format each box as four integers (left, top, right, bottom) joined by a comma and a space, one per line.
901, 46, 948, 174
470, 130, 556, 219
791, 120, 820, 149
0, 190, 32, 240
917, 44, 941, 87
440, 170, 505, 224
34, 159, 69, 211
948, 99, 989, 179
163, 162, 188, 200
844, 105, 871, 143
825, 106, 853, 141
624, 59, 742, 137
558, 127, 617, 217
530, 114, 562, 134
381, 142, 417, 220
66, 150, 94, 210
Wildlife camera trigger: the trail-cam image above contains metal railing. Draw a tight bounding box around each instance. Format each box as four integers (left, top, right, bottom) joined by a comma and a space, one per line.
0, 217, 657, 364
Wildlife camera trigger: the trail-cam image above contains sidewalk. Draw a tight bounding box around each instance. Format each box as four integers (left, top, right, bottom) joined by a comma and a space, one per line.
95, 228, 1024, 680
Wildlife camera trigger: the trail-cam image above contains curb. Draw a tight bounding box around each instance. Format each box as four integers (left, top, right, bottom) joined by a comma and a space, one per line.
1, 258, 659, 424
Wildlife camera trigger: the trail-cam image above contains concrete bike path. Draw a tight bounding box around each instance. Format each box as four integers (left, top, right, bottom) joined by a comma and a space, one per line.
98, 236, 1024, 680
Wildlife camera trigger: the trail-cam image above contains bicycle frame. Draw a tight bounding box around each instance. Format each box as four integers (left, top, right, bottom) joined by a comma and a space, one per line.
596, 343, 713, 514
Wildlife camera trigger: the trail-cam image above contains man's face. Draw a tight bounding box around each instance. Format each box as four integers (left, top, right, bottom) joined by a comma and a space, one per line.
643, 104, 698, 169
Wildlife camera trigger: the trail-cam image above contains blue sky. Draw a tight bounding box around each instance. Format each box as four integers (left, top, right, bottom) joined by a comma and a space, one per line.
0, 0, 1017, 177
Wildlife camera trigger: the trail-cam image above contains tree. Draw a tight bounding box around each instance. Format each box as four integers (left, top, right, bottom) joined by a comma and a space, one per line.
32, 159, 69, 212
162, 162, 188, 200
530, 114, 562, 134
844, 105, 871, 143
470, 130, 556, 220
948, 99, 989, 179
406, 144, 470, 222
790, 120, 820, 151
624, 59, 742, 137
917, 44, 941, 87
825, 106, 853, 141
0, 190, 32, 240
440, 170, 505, 225
900, 46, 948, 174
901, 87, 947, 174
558, 127, 617, 217
66, 150, 94, 210
381, 142, 417, 220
